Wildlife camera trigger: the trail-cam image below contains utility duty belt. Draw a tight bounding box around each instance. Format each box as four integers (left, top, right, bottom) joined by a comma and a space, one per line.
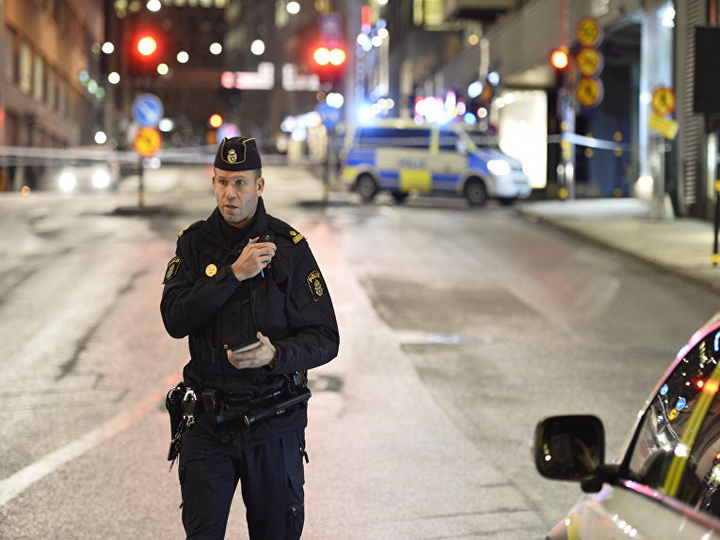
165, 372, 311, 465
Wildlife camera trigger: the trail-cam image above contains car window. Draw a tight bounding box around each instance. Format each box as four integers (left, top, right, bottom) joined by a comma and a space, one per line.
464, 130, 500, 149
355, 127, 430, 149
438, 130, 461, 151
628, 324, 720, 514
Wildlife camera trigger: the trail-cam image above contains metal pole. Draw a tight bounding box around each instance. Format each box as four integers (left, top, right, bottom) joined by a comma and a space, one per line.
138, 157, 145, 210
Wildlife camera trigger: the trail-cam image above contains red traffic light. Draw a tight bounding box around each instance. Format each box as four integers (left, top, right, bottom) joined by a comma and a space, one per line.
313, 46, 346, 67
550, 47, 570, 70
136, 35, 158, 57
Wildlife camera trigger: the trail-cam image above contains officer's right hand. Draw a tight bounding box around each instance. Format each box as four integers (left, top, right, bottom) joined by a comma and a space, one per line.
231, 237, 276, 281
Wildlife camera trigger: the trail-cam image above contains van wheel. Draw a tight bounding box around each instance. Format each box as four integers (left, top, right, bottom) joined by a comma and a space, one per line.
464, 178, 488, 206
391, 191, 409, 204
356, 174, 378, 202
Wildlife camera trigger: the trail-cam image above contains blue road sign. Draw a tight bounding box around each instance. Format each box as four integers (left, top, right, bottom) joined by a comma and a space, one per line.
317, 102, 342, 129
132, 93, 164, 127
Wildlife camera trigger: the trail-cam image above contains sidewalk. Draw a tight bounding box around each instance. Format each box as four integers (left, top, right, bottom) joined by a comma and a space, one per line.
517, 198, 720, 293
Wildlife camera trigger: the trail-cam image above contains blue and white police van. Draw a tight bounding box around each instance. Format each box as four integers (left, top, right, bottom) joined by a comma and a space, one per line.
340, 119, 531, 206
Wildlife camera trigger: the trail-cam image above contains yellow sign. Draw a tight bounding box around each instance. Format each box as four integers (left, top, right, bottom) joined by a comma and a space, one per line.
651, 87, 676, 116
649, 113, 679, 140
134, 127, 162, 157
577, 47, 604, 77
576, 17, 603, 48
576, 77, 604, 108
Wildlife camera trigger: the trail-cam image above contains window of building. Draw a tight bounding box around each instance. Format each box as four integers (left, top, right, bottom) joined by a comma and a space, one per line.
33, 55, 45, 103
19, 40, 32, 95
47, 69, 57, 111
5, 26, 17, 84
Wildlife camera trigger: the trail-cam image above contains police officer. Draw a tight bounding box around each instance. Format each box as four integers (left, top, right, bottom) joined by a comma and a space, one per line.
160, 136, 339, 539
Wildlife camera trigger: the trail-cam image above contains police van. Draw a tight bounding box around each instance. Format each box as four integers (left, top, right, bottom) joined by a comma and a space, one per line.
340, 119, 531, 206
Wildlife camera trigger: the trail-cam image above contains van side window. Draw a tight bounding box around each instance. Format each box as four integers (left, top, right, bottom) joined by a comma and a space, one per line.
356, 128, 430, 149
438, 130, 461, 151
627, 327, 720, 516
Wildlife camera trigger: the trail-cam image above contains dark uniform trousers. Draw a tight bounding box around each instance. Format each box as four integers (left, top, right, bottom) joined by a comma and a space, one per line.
179, 419, 306, 540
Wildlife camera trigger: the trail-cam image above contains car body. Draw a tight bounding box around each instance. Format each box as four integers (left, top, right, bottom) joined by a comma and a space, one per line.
534, 313, 720, 539
340, 119, 531, 206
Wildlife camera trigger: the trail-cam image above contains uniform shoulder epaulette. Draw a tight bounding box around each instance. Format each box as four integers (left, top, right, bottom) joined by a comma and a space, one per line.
268, 216, 306, 245
178, 220, 204, 238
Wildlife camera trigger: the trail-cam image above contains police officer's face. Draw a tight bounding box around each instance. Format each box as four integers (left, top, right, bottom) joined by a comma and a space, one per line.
212, 168, 264, 228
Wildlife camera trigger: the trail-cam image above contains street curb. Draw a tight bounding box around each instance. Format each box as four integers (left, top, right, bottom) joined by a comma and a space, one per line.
517, 208, 720, 295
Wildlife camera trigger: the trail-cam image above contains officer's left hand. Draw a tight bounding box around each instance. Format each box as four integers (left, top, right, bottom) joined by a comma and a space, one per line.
227, 331, 277, 370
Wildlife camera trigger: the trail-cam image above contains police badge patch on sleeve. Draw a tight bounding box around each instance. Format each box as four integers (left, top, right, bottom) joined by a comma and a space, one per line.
163, 256, 181, 283
306, 270, 326, 301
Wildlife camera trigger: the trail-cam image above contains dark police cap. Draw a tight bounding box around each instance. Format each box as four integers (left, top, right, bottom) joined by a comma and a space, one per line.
214, 136, 262, 171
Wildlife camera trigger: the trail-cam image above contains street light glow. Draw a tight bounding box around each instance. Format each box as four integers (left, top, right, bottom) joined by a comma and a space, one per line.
251, 39, 265, 56
177, 51, 189, 63
209, 42, 223, 55
108, 71, 121, 85
147, 0, 162, 12
287, 1, 300, 14
101, 41, 115, 54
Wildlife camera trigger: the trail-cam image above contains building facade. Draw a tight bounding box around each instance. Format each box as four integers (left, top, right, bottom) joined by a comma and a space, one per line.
0, 0, 105, 149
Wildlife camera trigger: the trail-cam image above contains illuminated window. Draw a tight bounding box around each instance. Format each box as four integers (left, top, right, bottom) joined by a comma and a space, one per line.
19, 40, 31, 95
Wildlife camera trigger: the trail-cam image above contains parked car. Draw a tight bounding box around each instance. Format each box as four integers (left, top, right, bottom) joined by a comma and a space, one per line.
55, 161, 117, 193
340, 119, 531, 206
534, 313, 720, 539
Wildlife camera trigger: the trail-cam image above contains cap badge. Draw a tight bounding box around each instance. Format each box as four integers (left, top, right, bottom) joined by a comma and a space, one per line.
227, 149, 237, 163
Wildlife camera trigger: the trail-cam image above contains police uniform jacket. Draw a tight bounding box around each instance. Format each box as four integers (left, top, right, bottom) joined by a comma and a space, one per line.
160, 197, 339, 445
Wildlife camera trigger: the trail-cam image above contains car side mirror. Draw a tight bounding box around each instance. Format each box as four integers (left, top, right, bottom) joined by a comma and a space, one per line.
534, 415, 605, 481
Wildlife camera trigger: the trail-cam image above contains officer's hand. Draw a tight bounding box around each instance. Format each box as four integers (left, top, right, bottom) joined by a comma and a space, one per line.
231, 237, 276, 281
227, 331, 277, 370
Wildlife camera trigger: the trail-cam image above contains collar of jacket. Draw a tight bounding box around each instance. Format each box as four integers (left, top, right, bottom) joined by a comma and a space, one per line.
198, 197, 270, 259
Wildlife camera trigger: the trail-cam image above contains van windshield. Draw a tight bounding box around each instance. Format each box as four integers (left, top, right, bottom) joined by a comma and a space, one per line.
355, 127, 430, 148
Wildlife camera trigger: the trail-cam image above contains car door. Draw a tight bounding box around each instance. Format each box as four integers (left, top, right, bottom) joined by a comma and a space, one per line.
566, 317, 720, 538
431, 128, 466, 194
372, 127, 432, 193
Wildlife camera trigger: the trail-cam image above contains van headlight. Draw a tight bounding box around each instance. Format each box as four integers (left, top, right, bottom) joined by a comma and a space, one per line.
58, 171, 77, 192
92, 169, 111, 189
487, 159, 511, 176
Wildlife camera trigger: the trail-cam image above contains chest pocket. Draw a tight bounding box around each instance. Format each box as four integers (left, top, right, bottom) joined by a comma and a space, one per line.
220, 284, 257, 350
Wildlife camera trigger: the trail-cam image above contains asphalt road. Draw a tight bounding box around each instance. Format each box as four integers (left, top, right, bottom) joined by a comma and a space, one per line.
0, 165, 718, 539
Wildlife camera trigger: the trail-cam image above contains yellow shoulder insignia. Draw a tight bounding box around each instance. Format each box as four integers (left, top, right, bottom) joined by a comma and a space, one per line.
178, 220, 204, 238
289, 230, 305, 244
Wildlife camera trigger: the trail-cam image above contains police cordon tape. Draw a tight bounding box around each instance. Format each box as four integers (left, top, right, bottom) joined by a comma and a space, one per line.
547, 132, 633, 153
0, 140, 290, 166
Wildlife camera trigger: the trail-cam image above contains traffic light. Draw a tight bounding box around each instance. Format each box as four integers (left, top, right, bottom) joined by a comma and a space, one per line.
129, 30, 163, 77
550, 46, 570, 70
550, 46, 570, 92
311, 43, 346, 87
313, 46, 346, 67
136, 35, 158, 57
